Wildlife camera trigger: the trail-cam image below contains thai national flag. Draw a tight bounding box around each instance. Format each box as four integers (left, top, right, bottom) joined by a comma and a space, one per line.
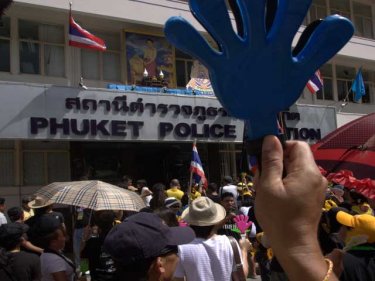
306, 70, 323, 94
190, 144, 208, 189
69, 16, 106, 51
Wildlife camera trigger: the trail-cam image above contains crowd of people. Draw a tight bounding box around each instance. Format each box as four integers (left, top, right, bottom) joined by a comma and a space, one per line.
0, 136, 374, 281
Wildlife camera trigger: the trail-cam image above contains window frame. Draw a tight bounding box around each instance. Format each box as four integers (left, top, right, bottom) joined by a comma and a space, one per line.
0, 17, 11, 73
81, 31, 122, 83
18, 19, 66, 77
22, 148, 70, 186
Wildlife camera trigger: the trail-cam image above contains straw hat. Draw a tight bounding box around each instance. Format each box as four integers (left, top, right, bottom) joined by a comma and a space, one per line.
181, 197, 226, 226
27, 196, 53, 209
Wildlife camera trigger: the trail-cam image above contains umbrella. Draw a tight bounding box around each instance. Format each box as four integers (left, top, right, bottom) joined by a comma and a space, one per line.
311, 113, 375, 199
311, 112, 375, 179
34, 180, 146, 211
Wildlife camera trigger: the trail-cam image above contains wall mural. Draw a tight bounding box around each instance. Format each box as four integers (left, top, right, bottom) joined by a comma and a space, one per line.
125, 31, 176, 88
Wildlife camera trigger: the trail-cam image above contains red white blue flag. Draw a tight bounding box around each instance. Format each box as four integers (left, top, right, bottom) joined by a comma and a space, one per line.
69, 15, 106, 51
306, 70, 323, 94
190, 144, 208, 189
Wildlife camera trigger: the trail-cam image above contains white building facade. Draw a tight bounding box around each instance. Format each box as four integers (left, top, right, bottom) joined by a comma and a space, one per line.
0, 0, 374, 204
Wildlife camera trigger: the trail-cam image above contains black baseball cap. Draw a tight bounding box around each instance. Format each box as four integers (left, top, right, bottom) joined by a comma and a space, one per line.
34, 214, 61, 236
104, 212, 195, 265
0, 222, 29, 248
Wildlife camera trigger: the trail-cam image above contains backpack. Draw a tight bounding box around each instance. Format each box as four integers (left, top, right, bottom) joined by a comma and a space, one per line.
0, 249, 16, 281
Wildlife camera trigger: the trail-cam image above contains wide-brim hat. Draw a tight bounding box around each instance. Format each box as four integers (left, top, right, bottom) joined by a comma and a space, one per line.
181, 197, 226, 226
28, 196, 53, 209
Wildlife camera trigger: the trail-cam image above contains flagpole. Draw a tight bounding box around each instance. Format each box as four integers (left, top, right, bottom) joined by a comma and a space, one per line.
188, 139, 196, 204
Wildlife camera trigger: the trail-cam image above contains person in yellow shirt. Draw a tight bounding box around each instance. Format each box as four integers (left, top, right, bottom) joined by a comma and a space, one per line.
166, 179, 184, 200
189, 184, 202, 201
21, 196, 34, 221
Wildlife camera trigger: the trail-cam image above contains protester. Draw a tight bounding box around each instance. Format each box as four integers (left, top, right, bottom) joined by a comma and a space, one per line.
104, 212, 195, 281
319, 207, 372, 281
0, 222, 41, 281
217, 192, 241, 240
39, 215, 75, 281
121, 175, 137, 191
173, 196, 251, 281
81, 210, 118, 281
26, 196, 65, 249
206, 182, 220, 203
166, 179, 184, 200
72, 207, 90, 276
22, 196, 34, 221
164, 197, 182, 215
6, 206, 43, 255
154, 207, 179, 227
0, 198, 7, 226
219, 176, 238, 199
150, 183, 167, 211
137, 179, 153, 207
349, 190, 374, 215
330, 185, 345, 204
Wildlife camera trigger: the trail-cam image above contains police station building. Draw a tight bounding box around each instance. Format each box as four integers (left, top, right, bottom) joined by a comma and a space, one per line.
0, 0, 374, 205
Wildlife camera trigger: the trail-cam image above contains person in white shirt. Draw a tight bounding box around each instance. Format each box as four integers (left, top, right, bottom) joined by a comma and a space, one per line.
220, 176, 238, 199
173, 197, 251, 281
0, 198, 7, 226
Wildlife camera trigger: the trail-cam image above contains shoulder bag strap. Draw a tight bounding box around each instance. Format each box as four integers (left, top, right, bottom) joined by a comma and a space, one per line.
44, 249, 77, 280
228, 236, 247, 281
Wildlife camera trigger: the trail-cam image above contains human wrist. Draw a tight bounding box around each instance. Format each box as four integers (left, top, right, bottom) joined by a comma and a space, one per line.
273, 242, 337, 281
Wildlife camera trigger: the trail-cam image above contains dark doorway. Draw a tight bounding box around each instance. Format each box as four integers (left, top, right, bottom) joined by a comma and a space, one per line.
70, 141, 212, 188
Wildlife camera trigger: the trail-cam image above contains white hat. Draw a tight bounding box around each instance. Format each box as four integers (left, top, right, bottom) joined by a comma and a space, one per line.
27, 196, 53, 209
164, 197, 181, 208
181, 197, 226, 226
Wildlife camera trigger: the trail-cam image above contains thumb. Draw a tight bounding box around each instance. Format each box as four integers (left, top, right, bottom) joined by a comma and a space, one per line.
261, 136, 283, 183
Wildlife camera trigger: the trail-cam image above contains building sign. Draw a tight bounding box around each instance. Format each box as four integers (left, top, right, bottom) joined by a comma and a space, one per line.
0, 83, 244, 142
282, 104, 337, 143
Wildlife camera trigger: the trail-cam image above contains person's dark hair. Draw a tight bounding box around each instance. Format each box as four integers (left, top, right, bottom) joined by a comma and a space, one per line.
150, 183, 166, 211
189, 225, 215, 239
349, 189, 368, 204
94, 210, 115, 237
136, 179, 147, 187
21, 196, 32, 204
221, 192, 234, 201
207, 183, 218, 192
7, 207, 23, 222
241, 195, 254, 207
222, 176, 233, 184
0, 198, 5, 205
0, 231, 22, 251
122, 175, 132, 183
154, 207, 179, 227
33, 205, 52, 216
40, 225, 64, 249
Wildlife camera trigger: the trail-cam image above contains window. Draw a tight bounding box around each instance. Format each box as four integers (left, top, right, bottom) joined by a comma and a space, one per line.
330, 0, 350, 18
336, 65, 356, 102
0, 17, 11, 72
175, 49, 193, 88
0, 141, 15, 186
309, 0, 328, 23
22, 141, 70, 185
19, 20, 65, 76
316, 64, 333, 100
81, 32, 121, 82
353, 2, 374, 39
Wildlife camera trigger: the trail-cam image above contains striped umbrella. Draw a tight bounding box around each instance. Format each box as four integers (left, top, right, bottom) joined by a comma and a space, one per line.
34, 180, 146, 211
